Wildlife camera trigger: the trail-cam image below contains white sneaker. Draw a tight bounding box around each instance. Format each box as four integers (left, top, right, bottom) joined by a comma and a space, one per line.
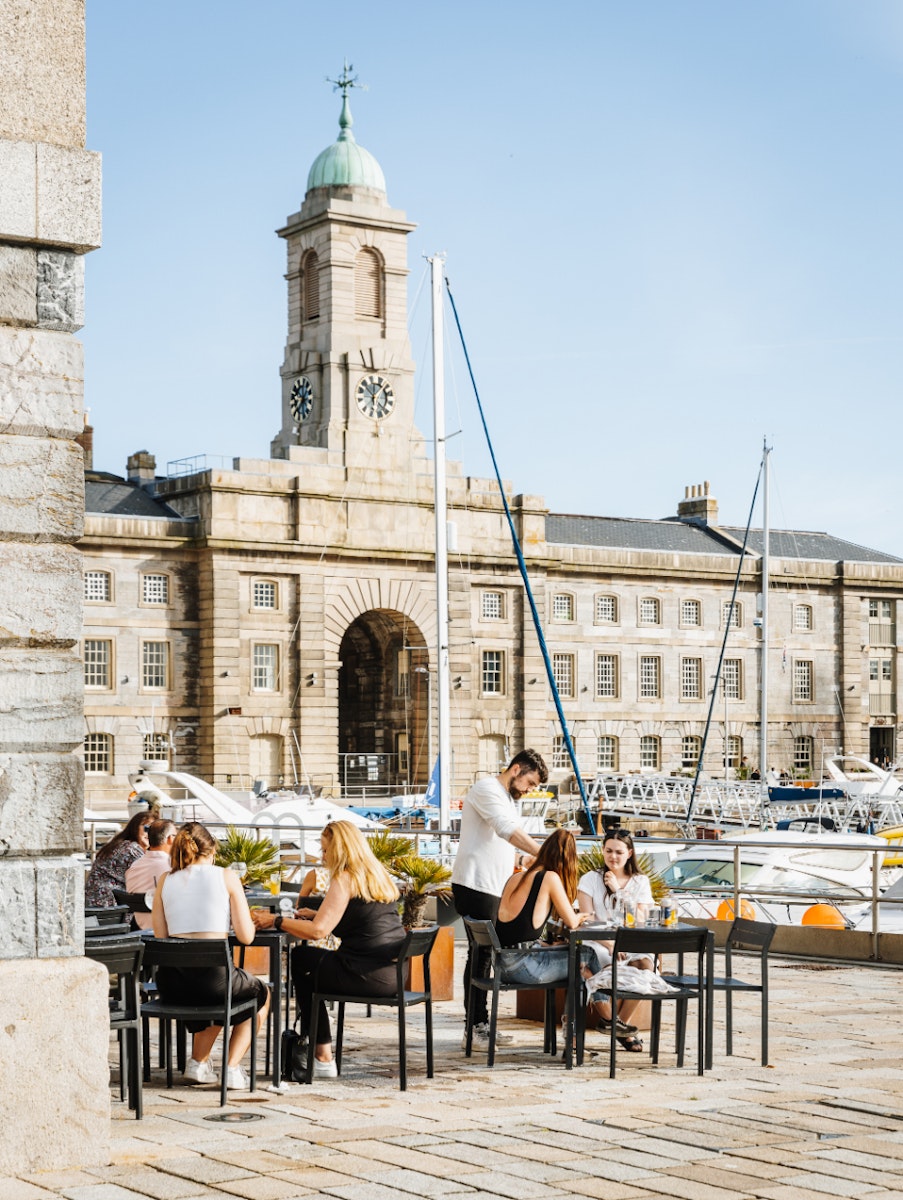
225, 1065, 250, 1091
462, 1022, 513, 1049
183, 1057, 216, 1085
312, 1058, 338, 1079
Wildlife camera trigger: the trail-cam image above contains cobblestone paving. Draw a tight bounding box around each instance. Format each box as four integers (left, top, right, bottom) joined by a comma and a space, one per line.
9, 954, 903, 1199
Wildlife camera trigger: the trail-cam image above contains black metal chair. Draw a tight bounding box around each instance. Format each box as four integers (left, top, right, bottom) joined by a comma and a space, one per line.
304, 924, 439, 1091
590, 926, 709, 1078
86, 904, 131, 925
112, 887, 153, 916
141, 938, 259, 1107
463, 918, 572, 1066
85, 915, 134, 939
85, 935, 146, 1119
664, 917, 775, 1065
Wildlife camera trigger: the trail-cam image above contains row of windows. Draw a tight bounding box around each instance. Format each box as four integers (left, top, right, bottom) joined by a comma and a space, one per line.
85, 572, 281, 612
481, 590, 816, 632
479, 650, 816, 703
548, 733, 815, 773
300, 247, 383, 323
84, 640, 282, 692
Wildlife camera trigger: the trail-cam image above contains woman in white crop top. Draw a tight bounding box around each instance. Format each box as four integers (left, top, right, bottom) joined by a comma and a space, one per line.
152, 822, 270, 1091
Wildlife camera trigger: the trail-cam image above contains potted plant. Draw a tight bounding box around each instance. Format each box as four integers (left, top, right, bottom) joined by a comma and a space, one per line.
214, 826, 282, 889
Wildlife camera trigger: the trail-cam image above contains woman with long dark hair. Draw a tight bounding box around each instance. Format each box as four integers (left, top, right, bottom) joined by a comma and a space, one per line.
85, 811, 149, 907
493, 828, 592, 986
151, 822, 270, 1091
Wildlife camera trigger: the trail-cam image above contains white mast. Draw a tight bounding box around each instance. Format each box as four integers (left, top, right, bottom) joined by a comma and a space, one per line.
429, 254, 451, 846
760, 439, 771, 820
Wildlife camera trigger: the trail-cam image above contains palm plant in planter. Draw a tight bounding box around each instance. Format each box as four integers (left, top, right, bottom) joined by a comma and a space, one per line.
214, 826, 282, 889
366, 830, 452, 928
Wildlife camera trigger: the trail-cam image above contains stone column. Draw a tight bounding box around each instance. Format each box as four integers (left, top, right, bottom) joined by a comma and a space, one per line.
0, 0, 110, 1171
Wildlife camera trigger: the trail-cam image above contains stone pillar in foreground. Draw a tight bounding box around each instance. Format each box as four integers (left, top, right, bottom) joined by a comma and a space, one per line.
0, 0, 110, 1171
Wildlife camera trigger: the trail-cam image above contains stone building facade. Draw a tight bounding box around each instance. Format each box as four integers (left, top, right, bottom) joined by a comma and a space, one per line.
0, 0, 109, 1171
80, 95, 903, 811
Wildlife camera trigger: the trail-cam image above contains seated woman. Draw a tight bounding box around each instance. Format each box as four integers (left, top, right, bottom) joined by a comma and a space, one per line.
85, 812, 149, 907
251, 820, 405, 1080
151, 822, 270, 1091
577, 828, 655, 1052
494, 828, 593, 986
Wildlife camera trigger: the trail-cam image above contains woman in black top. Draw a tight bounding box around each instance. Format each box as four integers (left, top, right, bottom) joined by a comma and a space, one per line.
251, 821, 404, 1079
494, 829, 592, 986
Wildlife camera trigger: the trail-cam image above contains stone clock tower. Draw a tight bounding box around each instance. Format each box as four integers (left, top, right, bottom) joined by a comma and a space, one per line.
271, 67, 419, 469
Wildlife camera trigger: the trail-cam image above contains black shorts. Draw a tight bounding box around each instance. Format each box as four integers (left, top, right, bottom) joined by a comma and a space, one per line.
156, 962, 269, 1033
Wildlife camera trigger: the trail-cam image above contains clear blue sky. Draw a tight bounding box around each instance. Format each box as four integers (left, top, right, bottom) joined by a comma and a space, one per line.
84, 1, 903, 556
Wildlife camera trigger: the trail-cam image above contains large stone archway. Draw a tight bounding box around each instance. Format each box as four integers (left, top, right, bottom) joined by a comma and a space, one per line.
338, 609, 430, 793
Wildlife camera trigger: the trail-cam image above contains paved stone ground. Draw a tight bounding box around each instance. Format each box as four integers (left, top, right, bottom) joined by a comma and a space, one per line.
8, 951, 903, 1200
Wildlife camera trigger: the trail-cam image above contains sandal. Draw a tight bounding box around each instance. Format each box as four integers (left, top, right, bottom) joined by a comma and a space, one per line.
617, 1035, 644, 1053
597, 1016, 638, 1035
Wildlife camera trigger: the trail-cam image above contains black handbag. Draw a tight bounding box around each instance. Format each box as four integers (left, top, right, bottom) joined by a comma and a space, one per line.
281, 1020, 307, 1082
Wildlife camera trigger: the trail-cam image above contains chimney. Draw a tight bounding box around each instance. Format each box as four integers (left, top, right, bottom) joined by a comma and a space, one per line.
677, 480, 718, 525
127, 450, 157, 490
75, 414, 93, 470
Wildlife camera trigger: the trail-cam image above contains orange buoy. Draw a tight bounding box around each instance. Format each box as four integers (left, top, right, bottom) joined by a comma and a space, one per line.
801, 903, 846, 929
716, 898, 755, 921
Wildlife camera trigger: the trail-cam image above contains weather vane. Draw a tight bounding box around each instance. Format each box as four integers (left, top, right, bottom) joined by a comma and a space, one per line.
326, 60, 368, 99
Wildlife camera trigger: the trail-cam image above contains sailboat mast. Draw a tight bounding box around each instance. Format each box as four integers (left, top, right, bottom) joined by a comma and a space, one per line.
429, 254, 451, 842
760, 439, 771, 813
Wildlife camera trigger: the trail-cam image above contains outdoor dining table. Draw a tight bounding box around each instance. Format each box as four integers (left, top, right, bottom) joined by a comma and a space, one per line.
562, 920, 715, 1071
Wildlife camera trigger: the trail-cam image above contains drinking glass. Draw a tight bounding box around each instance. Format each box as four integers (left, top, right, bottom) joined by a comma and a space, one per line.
229, 861, 247, 885
622, 898, 636, 927
646, 905, 662, 927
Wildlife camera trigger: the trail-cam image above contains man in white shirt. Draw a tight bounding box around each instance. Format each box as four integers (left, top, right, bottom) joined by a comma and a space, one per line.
451, 748, 547, 1046
124, 818, 175, 929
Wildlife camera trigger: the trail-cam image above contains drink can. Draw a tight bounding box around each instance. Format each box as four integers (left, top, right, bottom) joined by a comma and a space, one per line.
661, 901, 676, 926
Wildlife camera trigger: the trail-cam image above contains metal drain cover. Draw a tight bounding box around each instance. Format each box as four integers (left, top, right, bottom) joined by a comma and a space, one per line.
203, 1111, 266, 1123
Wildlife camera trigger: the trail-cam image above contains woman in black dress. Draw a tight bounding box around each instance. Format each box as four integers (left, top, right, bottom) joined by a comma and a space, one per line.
251, 820, 405, 1079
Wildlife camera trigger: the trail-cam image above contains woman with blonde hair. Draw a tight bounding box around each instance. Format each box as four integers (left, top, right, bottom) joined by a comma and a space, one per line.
152, 822, 270, 1090
251, 820, 405, 1079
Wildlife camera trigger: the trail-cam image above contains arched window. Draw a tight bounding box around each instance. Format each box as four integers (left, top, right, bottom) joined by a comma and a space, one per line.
84, 732, 113, 774
726, 735, 742, 769
794, 735, 813, 775
681, 735, 702, 769
302, 250, 320, 320
597, 735, 618, 771
354, 247, 382, 318
640, 735, 660, 770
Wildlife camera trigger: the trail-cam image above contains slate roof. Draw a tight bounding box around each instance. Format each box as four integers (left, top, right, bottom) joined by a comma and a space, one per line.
84, 474, 190, 520
546, 513, 902, 564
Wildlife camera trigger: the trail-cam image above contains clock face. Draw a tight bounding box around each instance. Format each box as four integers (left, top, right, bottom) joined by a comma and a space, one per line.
356, 374, 395, 420
289, 376, 314, 423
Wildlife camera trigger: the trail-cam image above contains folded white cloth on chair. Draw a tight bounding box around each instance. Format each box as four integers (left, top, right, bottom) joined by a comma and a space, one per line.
586, 964, 679, 996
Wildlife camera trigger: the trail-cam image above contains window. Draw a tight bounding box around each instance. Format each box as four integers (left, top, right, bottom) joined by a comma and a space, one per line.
551, 735, 569, 769
870, 658, 893, 682
84, 732, 112, 774
723, 600, 742, 628
640, 735, 660, 770
639, 655, 661, 699
479, 734, 507, 776
481, 650, 504, 695
722, 659, 742, 700
142, 573, 169, 605
681, 657, 702, 700
597, 735, 618, 771
726, 735, 743, 769
302, 249, 320, 319
794, 735, 813, 773
552, 652, 575, 698
253, 580, 278, 610
354, 247, 382, 318
639, 597, 661, 625
481, 590, 504, 620
395, 732, 409, 775
681, 599, 701, 627
142, 733, 169, 762
142, 641, 169, 690
84, 570, 111, 603
595, 595, 618, 624
793, 603, 813, 632
84, 639, 111, 689
252, 643, 279, 691
395, 649, 410, 698
681, 735, 702, 769
793, 659, 813, 702
869, 599, 892, 620
595, 653, 618, 698
552, 593, 575, 622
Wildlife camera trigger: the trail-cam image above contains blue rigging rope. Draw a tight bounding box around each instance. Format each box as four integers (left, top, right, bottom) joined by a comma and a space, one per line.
444, 278, 596, 835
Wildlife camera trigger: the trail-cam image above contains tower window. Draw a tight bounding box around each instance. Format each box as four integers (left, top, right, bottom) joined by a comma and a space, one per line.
354, 247, 382, 318
302, 250, 320, 320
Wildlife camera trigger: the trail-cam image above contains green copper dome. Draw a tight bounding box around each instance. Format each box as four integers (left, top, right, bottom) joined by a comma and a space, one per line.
306, 93, 386, 193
